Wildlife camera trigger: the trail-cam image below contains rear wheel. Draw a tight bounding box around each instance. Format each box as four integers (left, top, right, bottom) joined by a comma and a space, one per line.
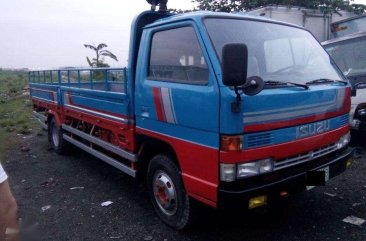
147, 154, 192, 230
48, 118, 69, 154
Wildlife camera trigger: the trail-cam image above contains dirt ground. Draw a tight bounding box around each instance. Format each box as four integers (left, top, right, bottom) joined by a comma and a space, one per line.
2, 131, 366, 241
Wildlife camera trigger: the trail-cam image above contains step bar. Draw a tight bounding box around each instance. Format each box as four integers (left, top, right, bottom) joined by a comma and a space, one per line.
63, 134, 136, 177
32, 111, 48, 130
62, 124, 136, 162
61, 124, 137, 177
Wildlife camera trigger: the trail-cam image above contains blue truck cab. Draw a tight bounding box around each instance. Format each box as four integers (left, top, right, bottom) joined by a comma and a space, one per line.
30, 6, 354, 230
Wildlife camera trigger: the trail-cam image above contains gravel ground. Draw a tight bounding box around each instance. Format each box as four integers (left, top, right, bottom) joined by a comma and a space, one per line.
2, 131, 366, 241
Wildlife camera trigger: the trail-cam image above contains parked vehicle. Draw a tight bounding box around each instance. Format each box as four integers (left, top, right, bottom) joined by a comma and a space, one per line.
331, 15, 366, 39
29, 3, 354, 229
247, 5, 357, 42
323, 32, 366, 132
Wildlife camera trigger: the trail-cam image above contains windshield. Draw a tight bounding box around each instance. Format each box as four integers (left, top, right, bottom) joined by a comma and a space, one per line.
324, 36, 366, 80
204, 18, 343, 85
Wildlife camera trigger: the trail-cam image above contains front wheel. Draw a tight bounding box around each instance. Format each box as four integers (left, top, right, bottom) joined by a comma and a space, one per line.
147, 154, 192, 230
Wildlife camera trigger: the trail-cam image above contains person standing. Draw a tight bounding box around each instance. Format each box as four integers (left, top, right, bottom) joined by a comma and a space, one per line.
0, 163, 19, 241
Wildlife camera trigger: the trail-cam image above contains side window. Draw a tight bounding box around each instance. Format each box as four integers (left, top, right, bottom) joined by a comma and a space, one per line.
148, 26, 209, 84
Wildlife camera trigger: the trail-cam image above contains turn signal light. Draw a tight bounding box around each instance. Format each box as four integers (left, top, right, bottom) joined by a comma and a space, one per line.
221, 135, 243, 152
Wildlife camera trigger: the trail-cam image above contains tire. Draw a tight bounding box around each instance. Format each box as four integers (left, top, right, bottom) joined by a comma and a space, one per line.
48, 118, 69, 154
147, 154, 192, 230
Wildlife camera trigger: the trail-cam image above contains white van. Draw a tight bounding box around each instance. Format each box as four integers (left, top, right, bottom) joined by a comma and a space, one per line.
323, 32, 366, 132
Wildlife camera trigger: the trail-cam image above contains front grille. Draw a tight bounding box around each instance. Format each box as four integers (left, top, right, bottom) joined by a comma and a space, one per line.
246, 132, 273, 148
274, 143, 338, 170
338, 114, 349, 126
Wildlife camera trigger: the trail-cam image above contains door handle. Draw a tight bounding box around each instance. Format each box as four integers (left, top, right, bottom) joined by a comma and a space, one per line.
141, 106, 150, 118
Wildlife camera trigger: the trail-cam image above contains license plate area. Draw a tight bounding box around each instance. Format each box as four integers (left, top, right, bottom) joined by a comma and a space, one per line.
306, 166, 329, 190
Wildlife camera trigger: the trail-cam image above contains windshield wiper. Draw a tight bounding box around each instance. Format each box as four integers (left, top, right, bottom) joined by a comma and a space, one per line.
264, 80, 309, 90
306, 78, 348, 85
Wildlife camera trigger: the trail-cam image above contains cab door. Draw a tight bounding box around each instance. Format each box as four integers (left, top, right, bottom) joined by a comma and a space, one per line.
135, 22, 220, 203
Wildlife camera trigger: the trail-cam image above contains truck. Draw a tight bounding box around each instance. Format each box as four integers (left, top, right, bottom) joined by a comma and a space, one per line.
29, 1, 354, 230
331, 14, 366, 39
247, 5, 358, 42
323, 32, 366, 133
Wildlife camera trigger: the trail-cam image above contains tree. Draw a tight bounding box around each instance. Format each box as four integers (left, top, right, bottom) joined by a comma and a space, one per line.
192, 0, 365, 14
84, 43, 118, 68
352, 3, 366, 14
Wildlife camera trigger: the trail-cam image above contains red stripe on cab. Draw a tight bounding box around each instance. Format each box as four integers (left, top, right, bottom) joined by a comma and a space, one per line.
153, 87, 166, 121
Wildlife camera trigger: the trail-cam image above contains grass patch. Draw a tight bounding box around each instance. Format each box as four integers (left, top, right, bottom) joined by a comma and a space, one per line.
0, 70, 40, 159
0, 70, 28, 102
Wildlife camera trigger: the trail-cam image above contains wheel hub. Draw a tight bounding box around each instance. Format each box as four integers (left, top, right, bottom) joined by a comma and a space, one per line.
153, 171, 177, 216
52, 123, 59, 147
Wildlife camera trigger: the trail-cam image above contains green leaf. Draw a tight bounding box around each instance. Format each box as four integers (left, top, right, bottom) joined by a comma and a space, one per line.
84, 43, 118, 66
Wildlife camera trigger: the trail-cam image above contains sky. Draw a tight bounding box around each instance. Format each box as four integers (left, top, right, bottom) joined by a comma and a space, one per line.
0, 0, 365, 69
0, 0, 197, 69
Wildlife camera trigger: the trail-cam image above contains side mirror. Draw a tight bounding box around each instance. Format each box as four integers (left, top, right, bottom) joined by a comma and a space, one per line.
352, 81, 366, 96
222, 43, 248, 87
352, 88, 357, 97
354, 81, 366, 90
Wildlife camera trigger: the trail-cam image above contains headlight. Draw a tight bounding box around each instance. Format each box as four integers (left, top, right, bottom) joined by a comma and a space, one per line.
237, 158, 274, 178
351, 119, 361, 129
259, 159, 274, 173
237, 162, 258, 178
220, 159, 274, 182
357, 108, 366, 116
336, 132, 351, 150
220, 164, 236, 182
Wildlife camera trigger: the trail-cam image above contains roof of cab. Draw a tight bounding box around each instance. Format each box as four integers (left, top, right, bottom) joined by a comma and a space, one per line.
144, 10, 304, 29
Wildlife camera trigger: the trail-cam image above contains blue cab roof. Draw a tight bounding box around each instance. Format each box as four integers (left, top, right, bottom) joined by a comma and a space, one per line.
144, 10, 303, 30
